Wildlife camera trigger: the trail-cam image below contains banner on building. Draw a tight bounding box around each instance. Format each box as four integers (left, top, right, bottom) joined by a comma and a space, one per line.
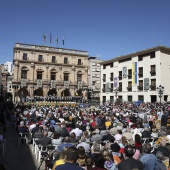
132, 62, 138, 85
122, 66, 127, 79
37, 79, 42, 87
64, 81, 69, 89
51, 80, 56, 88
114, 77, 118, 88
78, 81, 83, 89
144, 78, 149, 90
21, 79, 27, 87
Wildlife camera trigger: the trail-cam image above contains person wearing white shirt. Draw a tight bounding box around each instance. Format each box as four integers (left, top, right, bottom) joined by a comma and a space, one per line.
70, 124, 83, 138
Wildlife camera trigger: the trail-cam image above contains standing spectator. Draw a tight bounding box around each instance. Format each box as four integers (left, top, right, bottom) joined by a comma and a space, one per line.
161, 112, 168, 127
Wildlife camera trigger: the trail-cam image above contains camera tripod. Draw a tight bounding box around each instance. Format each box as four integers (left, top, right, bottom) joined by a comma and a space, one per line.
38, 152, 51, 170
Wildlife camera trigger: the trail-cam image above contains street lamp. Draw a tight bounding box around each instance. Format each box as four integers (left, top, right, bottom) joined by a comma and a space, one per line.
156, 85, 164, 103
114, 88, 119, 101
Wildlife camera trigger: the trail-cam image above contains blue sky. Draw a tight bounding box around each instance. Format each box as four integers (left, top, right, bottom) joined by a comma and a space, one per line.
0, 0, 170, 64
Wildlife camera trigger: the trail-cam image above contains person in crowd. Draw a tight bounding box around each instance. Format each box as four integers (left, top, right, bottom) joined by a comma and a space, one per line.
155, 151, 167, 170
76, 146, 86, 168
118, 145, 144, 170
55, 146, 84, 170
134, 134, 142, 147
161, 112, 168, 127
58, 136, 74, 152
35, 130, 51, 146
141, 127, 151, 139
70, 124, 83, 139
101, 149, 118, 170
91, 128, 103, 144
59, 122, 69, 137
140, 143, 157, 170
70, 132, 78, 143
34, 126, 44, 138
84, 156, 94, 170
52, 147, 68, 170
104, 135, 115, 150
90, 153, 107, 170
51, 132, 62, 146
114, 130, 122, 143
77, 136, 90, 153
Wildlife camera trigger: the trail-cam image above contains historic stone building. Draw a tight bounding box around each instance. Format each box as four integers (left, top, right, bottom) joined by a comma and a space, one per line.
12, 43, 89, 102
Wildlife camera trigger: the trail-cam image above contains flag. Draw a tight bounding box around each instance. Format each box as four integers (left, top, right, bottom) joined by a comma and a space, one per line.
43, 33, 46, 42
50, 33, 52, 44
132, 62, 138, 85
56, 35, 58, 44
62, 35, 64, 45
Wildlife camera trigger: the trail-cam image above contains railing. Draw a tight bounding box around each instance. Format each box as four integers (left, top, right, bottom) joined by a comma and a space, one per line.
150, 71, 156, 76
127, 87, 132, 91
138, 86, 143, 91
150, 85, 156, 91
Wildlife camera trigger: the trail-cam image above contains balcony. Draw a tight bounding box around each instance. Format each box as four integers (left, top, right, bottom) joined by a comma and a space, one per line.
127, 87, 132, 91
150, 85, 156, 91
77, 62, 83, 65
150, 71, 156, 76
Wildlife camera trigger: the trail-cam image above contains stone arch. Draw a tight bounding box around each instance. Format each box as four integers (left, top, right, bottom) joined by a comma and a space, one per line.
18, 87, 28, 102
34, 88, 43, 96
75, 89, 83, 96
61, 89, 70, 97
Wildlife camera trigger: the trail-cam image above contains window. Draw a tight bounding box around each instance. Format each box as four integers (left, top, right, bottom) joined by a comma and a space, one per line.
138, 80, 143, 90
52, 56, 56, 63
102, 84, 106, 92
64, 73, 69, 81
119, 82, 122, 91
119, 71, 122, 80
110, 83, 113, 92
138, 55, 143, 61
92, 81, 95, 85
110, 73, 113, 81
37, 72, 42, 79
50, 73, 56, 80
64, 57, 68, 64
128, 69, 132, 79
77, 74, 82, 82
138, 67, 143, 78
151, 79, 156, 90
103, 74, 106, 82
23, 53, 27, 60
38, 55, 43, 62
78, 59, 82, 65
150, 65, 156, 76
21, 70, 27, 79
127, 81, 132, 91
150, 52, 155, 59
110, 96, 114, 102
92, 62, 96, 66
128, 96, 132, 102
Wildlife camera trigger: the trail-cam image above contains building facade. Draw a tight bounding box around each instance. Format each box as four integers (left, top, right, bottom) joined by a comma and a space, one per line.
12, 43, 89, 102
100, 46, 170, 103
88, 57, 102, 102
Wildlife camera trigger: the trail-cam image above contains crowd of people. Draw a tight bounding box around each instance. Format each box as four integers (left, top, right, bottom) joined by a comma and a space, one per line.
3, 101, 170, 170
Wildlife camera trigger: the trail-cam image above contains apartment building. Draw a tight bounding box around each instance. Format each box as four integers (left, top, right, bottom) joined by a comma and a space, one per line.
100, 46, 170, 103
12, 43, 89, 102
88, 57, 103, 102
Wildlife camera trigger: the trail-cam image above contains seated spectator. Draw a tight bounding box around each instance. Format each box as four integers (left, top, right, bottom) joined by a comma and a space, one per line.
140, 143, 157, 170
77, 136, 90, 153
18, 122, 28, 133
123, 127, 133, 141
110, 143, 121, 165
142, 127, 151, 138
104, 135, 115, 150
59, 123, 69, 137
54, 146, 84, 170
85, 156, 94, 170
58, 136, 74, 152
90, 154, 107, 170
48, 126, 55, 138
76, 146, 86, 168
91, 129, 103, 144
70, 124, 83, 139
70, 132, 78, 143
52, 132, 62, 145
118, 145, 144, 170
35, 131, 51, 146
134, 134, 142, 147
52, 147, 68, 170
101, 149, 117, 170
153, 138, 170, 157
114, 130, 122, 143
34, 126, 44, 139
91, 143, 102, 158
156, 151, 167, 170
